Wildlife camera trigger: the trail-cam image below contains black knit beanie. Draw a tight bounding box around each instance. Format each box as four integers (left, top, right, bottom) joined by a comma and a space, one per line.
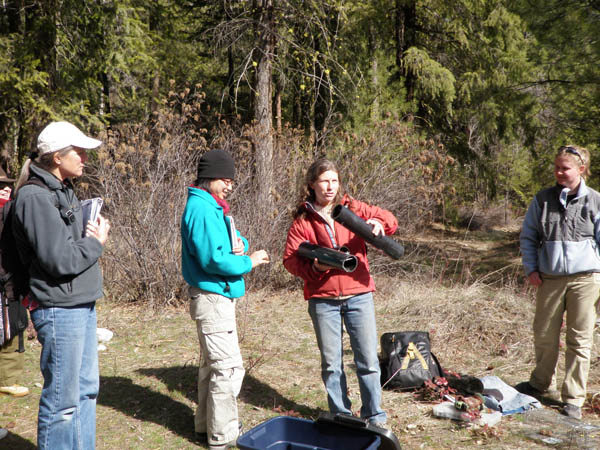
196, 149, 236, 180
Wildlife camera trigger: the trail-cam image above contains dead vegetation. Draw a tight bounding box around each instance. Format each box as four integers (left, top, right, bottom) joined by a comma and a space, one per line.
4, 178, 595, 448
2, 90, 596, 448
0, 295, 593, 450
4, 228, 600, 449
75, 88, 461, 308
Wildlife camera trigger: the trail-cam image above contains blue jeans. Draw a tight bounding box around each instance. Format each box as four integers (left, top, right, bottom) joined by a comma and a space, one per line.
308, 293, 386, 423
31, 303, 99, 450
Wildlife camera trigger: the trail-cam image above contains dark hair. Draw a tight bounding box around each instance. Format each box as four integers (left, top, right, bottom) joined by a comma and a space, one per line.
293, 158, 344, 218
194, 178, 213, 191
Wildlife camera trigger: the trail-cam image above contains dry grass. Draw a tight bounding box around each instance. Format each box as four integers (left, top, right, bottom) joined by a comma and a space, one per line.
2, 265, 600, 449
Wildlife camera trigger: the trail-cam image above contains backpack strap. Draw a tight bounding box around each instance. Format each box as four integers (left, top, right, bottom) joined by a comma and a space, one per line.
21, 177, 70, 223
23, 178, 56, 205
18, 329, 24, 352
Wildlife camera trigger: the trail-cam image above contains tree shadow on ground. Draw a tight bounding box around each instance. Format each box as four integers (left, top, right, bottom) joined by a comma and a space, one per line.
136, 365, 198, 403
137, 366, 323, 420
240, 374, 323, 419
0, 432, 37, 449
98, 375, 196, 444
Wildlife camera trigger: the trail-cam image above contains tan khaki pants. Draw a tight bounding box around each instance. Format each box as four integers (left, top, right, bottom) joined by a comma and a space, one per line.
0, 336, 24, 386
530, 273, 599, 407
189, 287, 244, 446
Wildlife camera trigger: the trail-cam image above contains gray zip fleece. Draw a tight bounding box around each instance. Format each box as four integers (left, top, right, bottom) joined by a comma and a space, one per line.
12, 165, 104, 307
520, 178, 600, 276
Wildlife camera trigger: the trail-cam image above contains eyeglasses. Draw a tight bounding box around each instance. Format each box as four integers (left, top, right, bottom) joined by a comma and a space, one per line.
220, 179, 234, 187
564, 146, 584, 164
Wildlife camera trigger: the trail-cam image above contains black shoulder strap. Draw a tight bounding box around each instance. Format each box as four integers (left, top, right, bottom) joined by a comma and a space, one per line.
24, 178, 48, 190
21, 177, 59, 210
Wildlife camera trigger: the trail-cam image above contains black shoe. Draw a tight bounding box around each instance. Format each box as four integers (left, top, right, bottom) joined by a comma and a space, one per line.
195, 432, 208, 444
514, 381, 542, 397
514, 381, 560, 402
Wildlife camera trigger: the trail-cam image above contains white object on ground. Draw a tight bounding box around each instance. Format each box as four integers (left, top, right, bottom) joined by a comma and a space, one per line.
97, 328, 113, 343
433, 401, 502, 426
97, 344, 108, 352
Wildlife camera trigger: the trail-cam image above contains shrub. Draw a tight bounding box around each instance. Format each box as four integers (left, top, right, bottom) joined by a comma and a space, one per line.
81, 88, 456, 306
81, 89, 208, 307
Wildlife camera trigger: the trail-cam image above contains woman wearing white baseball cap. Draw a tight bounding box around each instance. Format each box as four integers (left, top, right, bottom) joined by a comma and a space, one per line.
12, 121, 110, 450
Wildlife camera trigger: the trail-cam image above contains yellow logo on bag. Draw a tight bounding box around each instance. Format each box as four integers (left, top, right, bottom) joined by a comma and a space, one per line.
400, 342, 429, 370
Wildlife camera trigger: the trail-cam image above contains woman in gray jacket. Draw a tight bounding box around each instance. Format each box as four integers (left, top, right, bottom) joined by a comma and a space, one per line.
519, 144, 600, 420
13, 121, 110, 450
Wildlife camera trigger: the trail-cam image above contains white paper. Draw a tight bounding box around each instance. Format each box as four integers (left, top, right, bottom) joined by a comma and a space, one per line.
227, 215, 237, 247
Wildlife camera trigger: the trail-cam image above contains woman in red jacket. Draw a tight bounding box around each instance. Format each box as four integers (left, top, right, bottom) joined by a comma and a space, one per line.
283, 158, 397, 426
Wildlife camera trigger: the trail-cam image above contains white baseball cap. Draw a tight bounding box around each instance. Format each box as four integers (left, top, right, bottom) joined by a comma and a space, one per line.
37, 121, 102, 155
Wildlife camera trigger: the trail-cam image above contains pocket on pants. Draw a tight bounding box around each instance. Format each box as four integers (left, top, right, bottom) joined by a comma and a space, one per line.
30, 307, 49, 332
201, 320, 240, 363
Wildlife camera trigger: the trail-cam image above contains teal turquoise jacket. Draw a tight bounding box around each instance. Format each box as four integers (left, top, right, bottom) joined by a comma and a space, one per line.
181, 187, 251, 298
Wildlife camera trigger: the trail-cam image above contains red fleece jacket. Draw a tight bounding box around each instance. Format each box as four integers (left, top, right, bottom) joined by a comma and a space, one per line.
283, 195, 397, 300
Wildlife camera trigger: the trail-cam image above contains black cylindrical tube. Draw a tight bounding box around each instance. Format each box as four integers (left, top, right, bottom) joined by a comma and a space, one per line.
332, 205, 404, 259
297, 242, 358, 272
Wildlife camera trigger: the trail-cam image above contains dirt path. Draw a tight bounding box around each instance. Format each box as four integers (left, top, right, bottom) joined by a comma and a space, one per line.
398, 223, 523, 286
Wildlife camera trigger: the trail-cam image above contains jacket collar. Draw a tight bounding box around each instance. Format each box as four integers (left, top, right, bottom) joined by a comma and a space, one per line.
558, 177, 589, 208
188, 185, 222, 209
29, 164, 70, 191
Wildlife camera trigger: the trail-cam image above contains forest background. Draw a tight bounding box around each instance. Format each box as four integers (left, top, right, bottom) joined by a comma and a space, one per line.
1, 0, 600, 303
4, 1, 600, 448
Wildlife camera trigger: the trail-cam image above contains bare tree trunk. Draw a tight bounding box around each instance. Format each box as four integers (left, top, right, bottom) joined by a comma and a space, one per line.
228, 47, 235, 105
273, 43, 282, 134
150, 73, 159, 115
253, 0, 275, 211
309, 96, 316, 149
371, 55, 379, 122
100, 72, 113, 119
395, 0, 416, 102
275, 80, 282, 133
48, 0, 58, 91
368, 24, 379, 122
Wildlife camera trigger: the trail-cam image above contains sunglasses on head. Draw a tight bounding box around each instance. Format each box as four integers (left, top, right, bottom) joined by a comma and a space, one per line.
564, 146, 584, 164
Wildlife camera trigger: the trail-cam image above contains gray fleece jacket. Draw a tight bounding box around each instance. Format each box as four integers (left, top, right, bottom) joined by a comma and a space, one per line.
520, 178, 600, 276
12, 165, 104, 307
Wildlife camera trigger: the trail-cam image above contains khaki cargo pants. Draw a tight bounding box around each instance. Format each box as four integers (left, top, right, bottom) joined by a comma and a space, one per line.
0, 336, 24, 386
189, 287, 244, 447
530, 273, 600, 407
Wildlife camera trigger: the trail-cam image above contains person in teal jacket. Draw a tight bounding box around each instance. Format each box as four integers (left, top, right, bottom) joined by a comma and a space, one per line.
181, 149, 269, 450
